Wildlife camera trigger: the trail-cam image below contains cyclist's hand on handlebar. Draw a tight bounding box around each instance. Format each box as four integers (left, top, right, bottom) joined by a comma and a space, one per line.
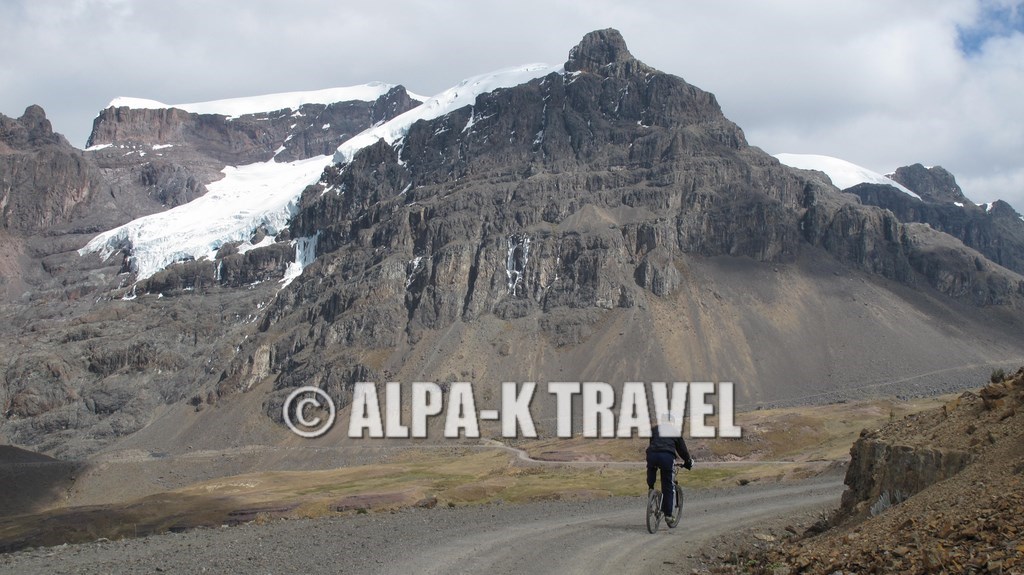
683, 458, 693, 470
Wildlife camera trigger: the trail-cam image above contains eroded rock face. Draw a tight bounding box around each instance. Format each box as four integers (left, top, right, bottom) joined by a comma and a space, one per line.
86, 86, 420, 165
841, 438, 974, 518
839, 368, 1024, 521
794, 179, 913, 278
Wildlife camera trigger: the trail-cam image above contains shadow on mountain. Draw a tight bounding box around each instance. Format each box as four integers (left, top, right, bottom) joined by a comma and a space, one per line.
0, 445, 84, 519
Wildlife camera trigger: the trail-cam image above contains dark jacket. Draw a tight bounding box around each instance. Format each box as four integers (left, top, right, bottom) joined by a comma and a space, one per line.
646, 424, 690, 461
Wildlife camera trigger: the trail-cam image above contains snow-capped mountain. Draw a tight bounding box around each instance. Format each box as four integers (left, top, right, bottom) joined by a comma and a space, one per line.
3, 28, 1024, 461
772, 154, 1024, 274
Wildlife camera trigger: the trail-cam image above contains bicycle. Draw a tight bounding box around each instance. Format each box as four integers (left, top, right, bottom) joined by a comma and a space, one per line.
646, 462, 685, 533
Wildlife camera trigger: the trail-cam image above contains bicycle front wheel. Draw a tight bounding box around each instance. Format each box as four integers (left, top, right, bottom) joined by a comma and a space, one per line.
646, 490, 661, 533
666, 486, 684, 528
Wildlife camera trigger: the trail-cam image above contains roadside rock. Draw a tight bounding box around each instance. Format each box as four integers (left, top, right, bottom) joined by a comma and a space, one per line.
732, 368, 1024, 574
840, 440, 973, 519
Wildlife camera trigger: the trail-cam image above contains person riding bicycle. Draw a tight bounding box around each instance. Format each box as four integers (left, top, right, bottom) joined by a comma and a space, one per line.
646, 414, 692, 519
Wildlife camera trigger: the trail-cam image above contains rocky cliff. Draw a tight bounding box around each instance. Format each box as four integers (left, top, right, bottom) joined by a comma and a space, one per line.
840, 368, 1024, 520
86, 85, 419, 164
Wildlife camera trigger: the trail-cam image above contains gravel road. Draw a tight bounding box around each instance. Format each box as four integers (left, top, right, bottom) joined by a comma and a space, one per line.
0, 476, 843, 575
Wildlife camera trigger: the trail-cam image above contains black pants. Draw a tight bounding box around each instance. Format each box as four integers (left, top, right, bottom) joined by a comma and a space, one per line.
646, 451, 675, 516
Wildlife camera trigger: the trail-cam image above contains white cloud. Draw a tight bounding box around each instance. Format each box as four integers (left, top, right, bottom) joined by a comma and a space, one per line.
0, 0, 1021, 213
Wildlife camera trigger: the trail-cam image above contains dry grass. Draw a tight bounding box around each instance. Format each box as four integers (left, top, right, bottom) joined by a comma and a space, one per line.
517, 395, 951, 464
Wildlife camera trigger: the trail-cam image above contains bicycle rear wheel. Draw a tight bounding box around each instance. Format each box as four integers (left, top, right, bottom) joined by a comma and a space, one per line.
666, 486, 684, 528
645, 490, 662, 533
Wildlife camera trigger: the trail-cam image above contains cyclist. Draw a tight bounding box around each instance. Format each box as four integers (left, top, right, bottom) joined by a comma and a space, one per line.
646, 414, 693, 520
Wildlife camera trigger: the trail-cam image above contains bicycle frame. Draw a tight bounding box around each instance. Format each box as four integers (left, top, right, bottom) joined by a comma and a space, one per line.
647, 462, 685, 533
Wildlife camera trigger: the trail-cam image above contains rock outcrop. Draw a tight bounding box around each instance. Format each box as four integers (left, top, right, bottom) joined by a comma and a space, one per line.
890, 163, 970, 205
839, 368, 1024, 523
841, 437, 974, 519
0, 106, 100, 232
746, 368, 1024, 574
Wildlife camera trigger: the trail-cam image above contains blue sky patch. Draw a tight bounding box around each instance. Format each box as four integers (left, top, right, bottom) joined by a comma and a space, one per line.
958, 1, 1024, 55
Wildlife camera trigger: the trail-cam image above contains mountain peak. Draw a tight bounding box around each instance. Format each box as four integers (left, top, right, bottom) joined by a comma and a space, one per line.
19, 104, 47, 125
987, 199, 1022, 219
18, 105, 55, 141
0, 104, 65, 150
890, 163, 969, 205
565, 28, 639, 74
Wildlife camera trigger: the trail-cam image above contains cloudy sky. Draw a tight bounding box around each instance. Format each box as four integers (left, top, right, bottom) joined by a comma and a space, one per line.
2, 0, 1022, 211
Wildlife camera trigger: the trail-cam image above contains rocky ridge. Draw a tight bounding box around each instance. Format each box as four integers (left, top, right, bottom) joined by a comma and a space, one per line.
848, 163, 1024, 277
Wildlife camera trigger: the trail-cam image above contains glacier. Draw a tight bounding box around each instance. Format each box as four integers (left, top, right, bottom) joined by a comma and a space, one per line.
774, 153, 921, 200
79, 154, 332, 280
105, 82, 424, 118
80, 65, 561, 282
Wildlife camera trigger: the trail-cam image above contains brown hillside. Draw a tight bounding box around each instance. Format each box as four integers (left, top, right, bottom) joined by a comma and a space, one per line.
729, 367, 1024, 574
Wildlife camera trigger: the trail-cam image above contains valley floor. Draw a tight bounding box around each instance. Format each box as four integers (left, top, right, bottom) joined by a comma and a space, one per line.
0, 473, 843, 575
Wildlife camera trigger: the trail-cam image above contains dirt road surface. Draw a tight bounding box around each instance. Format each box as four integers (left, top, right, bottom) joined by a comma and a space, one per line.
0, 476, 843, 574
